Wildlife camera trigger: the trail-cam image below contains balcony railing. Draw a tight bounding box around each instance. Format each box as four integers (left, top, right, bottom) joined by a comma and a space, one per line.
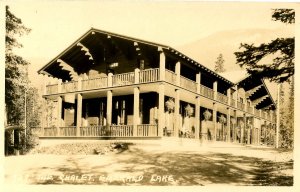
231, 99, 235, 107
237, 102, 244, 110
109, 125, 133, 137
217, 93, 228, 104
180, 76, 197, 92
112, 72, 135, 86
200, 85, 214, 99
165, 69, 177, 85
34, 124, 159, 137
137, 124, 158, 137
46, 84, 58, 94
247, 106, 253, 113
82, 77, 107, 90
43, 127, 57, 137
62, 81, 78, 93
139, 68, 159, 83
59, 126, 76, 136
254, 109, 260, 116
80, 126, 106, 136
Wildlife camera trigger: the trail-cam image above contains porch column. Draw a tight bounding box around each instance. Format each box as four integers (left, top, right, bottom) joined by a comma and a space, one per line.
195, 96, 200, 139
174, 89, 180, 137
213, 103, 217, 141
241, 113, 246, 143
235, 85, 238, 108
158, 47, 165, 81
56, 96, 62, 136
175, 61, 181, 86
257, 118, 261, 145
233, 110, 237, 142
76, 94, 82, 136
226, 107, 231, 142
57, 79, 62, 93
158, 83, 165, 137
213, 81, 218, 100
106, 90, 112, 127
41, 98, 46, 136
133, 87, 140, 136
247, 117, 251, 145
196, 72, 201, 94
227, 88, 231, 106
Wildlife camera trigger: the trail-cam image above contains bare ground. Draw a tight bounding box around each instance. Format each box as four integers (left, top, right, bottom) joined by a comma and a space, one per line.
4, 139, 293, 186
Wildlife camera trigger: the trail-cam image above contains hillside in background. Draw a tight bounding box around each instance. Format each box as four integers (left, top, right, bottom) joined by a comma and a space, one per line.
176, 27, 294, 72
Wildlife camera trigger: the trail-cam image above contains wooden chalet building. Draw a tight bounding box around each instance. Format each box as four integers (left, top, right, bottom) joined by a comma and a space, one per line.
36, 28, 277, 146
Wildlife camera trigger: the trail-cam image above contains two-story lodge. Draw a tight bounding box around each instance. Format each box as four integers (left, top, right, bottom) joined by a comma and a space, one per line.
35, 28, 277, 146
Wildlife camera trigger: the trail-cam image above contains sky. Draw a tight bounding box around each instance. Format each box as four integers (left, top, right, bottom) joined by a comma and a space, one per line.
4, 1, 298, 90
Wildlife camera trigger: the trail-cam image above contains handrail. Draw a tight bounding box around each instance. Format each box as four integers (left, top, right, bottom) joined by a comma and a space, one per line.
165, 69, 177, 85
46, 84, 58, 94
200, 85, 214, 99
62, 81, 78, 93
112, 72, 134, 86
180, 76, 197, 92
139, 68, 160, 83
82, 77, 107, 90
217, 93, 228, 104
137, 124, 158, 137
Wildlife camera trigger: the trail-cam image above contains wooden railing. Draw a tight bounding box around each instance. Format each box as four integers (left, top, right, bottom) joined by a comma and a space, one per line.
62, 81, 78, 93
112, 72, 134, 86
43, 127, 57, 136
237, 102, 244, 110
80, 126, 106, 136
180, 76, 197, 92
165, 69, 177, 85
82, 77, 107, 90
137, 124, 158, 137
46, 84, 58, 95
59, 126, 76, 136
139, 68, 160, 83
108, 125, 133, 137
247, 106, 253, 113
217, 93, 228, 104
231, 99, 236, 107
200, 85, 214, 99
254, 109, 260, 116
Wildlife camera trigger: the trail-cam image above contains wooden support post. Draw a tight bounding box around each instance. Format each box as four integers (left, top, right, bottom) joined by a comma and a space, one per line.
158, 47, 165, 81
133, 87, 140, 136
174, 89, 180, 137
213, 103, 217, 141
56, 96, 62, 136
226, 107, 231, 142
158, 84, 165, 137
106, 90, 112, 127
213, 81, 218, 100
195, 96, 200, 139
175, 61, 181, 86
76, 94, 82, 136
196, 72, 201, 94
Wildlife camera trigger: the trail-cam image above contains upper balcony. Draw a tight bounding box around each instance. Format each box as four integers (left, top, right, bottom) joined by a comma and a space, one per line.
44, 68, 275, 123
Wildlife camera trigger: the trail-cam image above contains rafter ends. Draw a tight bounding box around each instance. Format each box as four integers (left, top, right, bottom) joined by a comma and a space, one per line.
91, 32, 95, 35
107, 35, 111, 39
134, 42, 139, 46
157, 46, 163, 52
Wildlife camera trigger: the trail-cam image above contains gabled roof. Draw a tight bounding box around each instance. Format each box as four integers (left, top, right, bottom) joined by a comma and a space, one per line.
38, 27, 233, 84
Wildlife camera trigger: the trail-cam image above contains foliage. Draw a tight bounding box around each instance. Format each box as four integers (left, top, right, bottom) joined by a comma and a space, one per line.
234, 9, 294, 83
279, 78, 294, 149
203, 110, 212, 121
165, 98, 175, 113
5, 6, 31, 125
184, 104, 194, 117
214, 53, 226, 73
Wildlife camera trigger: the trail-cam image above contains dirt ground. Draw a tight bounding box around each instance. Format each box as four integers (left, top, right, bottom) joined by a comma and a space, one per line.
4, 139, 293, 186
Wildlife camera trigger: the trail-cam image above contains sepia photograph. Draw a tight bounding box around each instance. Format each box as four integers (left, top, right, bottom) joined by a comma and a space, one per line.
2, 0, 298, 191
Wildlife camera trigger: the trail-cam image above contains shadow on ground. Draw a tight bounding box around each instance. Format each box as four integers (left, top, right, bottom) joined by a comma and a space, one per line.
21, 146, 293, 186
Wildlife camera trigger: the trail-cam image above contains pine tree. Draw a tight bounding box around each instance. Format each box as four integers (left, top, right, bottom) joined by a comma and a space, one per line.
5, 6, 31, 125
234, 9, 294, 83
214, 54, 226, 73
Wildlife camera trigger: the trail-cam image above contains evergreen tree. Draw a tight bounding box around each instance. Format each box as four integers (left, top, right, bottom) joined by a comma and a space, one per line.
234, 9, 294, 83
5, 5, 31, 125
214, 53, 226, 73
